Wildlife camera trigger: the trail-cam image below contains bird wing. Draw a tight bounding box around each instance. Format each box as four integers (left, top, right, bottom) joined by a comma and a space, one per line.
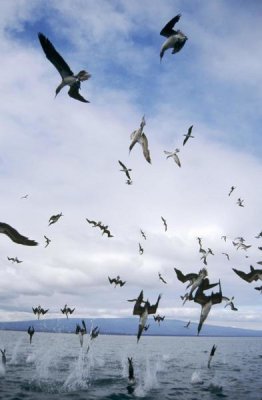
148, 294, 161, 314
38, 33, 73, 79
139, 133, 151, 164
68, 82, 89, 103
129, 130, 140, 152
173, 153, 181, 167
0, 222, 38, 246
232, 268, 253, 282
160, 14, 181, 37
174, 268, 198, 283
194, 288, 209, 305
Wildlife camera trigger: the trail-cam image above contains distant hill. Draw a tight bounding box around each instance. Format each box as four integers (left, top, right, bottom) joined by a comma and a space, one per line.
0, 317, 261, 337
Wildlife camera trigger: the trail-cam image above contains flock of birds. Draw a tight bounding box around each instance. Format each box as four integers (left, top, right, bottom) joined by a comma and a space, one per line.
0, 12, 261, 389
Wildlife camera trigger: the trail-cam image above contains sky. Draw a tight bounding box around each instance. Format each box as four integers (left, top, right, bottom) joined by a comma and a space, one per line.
0, 0, 261, 332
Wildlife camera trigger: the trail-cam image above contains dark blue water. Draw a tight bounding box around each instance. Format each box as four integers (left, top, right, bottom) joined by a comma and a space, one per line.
0, 331, 261, 399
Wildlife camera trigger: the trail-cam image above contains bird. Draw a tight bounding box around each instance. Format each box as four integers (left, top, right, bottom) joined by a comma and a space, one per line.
221, 235, 227, 242
254, 286, 262, 293
228, 186, 236, 196
48, 212, 63, 226
38, 32, 91, 102
7, 256, 22, 263
90, 326, 99, 340
183, 125, 194, 146
222, 252, 230, 261
126, 179, 133, 185
160, 14, 188, 60
118, 160, 132, 181
164, 149, 181, 167
232, 266, 262, 283
129, 115, 151, 164
237, 198, 244, 207
161, 216, 167, 231
75, 320, 87, 347
255, 231, 262, 239
139, 243, 144, 255
180, 293, 190, 305
20, 194, 29, 199
184, 320, 191, 328
153, 314, 165, 325
27, 326, 35, 344
208, 345, 217, 368
44, 235, 51, 247
194, 280, 223, 335
32, 305, 49, 320
0, 349, 6, 366
158, 272, 167, 284
222, 296, 238, 311
0, 222, 38, 246
140, 229, 146, 240
61, 304, 75, 318
108, 276, 126, 287
128, 357, 135, 383
101, 226, 114, 238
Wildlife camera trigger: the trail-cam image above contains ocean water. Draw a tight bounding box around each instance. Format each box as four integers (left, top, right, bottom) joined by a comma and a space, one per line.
0, 331, 261, 399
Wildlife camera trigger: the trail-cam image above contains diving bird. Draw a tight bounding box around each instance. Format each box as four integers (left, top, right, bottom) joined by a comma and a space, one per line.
208, 345, 217, 368
237, 198, 244, 207
108, 276, 126, 287
222, 252, 230, 261
184, 320, 191, 328
0, 222, 38, 246
164, 149, 181, 167
158, 272, 167, 284
228, 186, 236, 196
27, 326, 35, 344
48, 213, 63, 226
140, 229, 146, 240
183, 125, 194, 146
129, 115, 151, 164
44, 235, 51, 247
139, 243, 144, 255
32, 305, 49, 320
90, 326, 99, 340
126, 179, 133, 185
0, 349, 6, 366
232, 265, 262, 283
222, 296, 238, 311
160, 14, 188, 60
128, 357, 135, 383
118, 160, 132, 181
7, 256, 22, 263
61, 304, 75, 318
153, 314, 165, 325
194, 280, 223, 335
221, 235, 227, 242
38, 32, 91, 102
161, 216, 167, 231
174, 267, 215, 298
75, 320, 87, 347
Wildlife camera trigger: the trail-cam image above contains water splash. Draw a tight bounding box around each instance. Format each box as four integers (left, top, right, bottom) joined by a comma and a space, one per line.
62, 347, 90, 392
9, 336, 23, 365
191, 370, 204, 384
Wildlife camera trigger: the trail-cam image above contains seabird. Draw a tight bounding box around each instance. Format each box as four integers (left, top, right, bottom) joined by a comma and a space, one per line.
126, 179, 133, 185
118, 160, 132, 181
27, 326, 35, 344
101, 226, 114, 238
32, 305, 49, 320
255, 231, 262, 239
164, 149, 181, 167
7, 256, 22, 263
232, 265, 262, 283
208, 344, 217, 368
140, 229, 146, 240
128, 357, 135, 383
108, 276, 126, 287
160, 14, 187, 61
49, 212, 63, 226
90, 326, 99, 340
44, 235, 51, 247
0, 222, 38, 246
75, 320, 87, 347
154, 314, 165, 325
86, 218, 99, 227
237, 198, 244, 207
254, 286, 262, 293
61, 304, 75, 318
38, 32, 91, 102
139, 243, 144, 255
184, 320, 191, 328
228, 186, 236, 196
0, 349, 6, 366
221, 235, 227, 242
183, 125, 194, 146
180, 293, 190, 305
129, 115, 151, 164
222, 252, 230, 261
158, 272, 167, 284
161, 216, 167, 231
194, 280, 223, 335
20, 194, 28, 199
174, 267, 214, 298
222, 296, 238, 311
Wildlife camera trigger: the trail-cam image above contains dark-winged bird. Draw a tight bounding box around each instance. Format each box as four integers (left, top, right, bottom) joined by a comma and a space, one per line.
161, 216, 167, 231
108, 276, 126, 287
38, 33, 91, 102
232, 265, 262, 283
254, 286, 262, 293
139, 243, 144, 255
61, 304, 75, 318
208, 344, 217, 368
118, 160, 132, 180
228, 186, 236, 196
7, 256, 22, 263
160, 14, 187, 60
90, 326, 99, 340
222, 296, 238, 311
183, 125, 194, 146
27, 326, 35, 344
140, 229, 146, 240
0, 222, 38, 246
158, 272, 167, 284
75, 320, 87, 347
44, 235, 51, 247
32, 305, 49, 320
184, 320, 191, 328
49, 212, 63, 226
153, 314, 165, 325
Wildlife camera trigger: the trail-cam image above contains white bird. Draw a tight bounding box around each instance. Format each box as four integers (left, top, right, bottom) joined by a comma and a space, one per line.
164, 149, 181, 167
38, 32, 91, 102
129, 116, 151, 164
160, 14, 188, 61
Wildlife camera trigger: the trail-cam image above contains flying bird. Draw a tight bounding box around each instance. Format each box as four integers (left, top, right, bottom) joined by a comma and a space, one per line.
222, 252, 230, 261
158, 272, 167, 284
139, 243, 144, 255
48, 213, 63, 226
153, 314, 165, 325
61, 304, 75, 318
140, 229, 146, 240
184, 320, 191, 328
20, 194, 29, 199
161, 216, 167, 231
75, 320, 87, 347
32, 305, 49, 320
232, 266, 262, 283
222, 296, 238, 311
228, 186, 236, 196
90, 326, 99, 340
183, 125, 194, 146
118, 160, 132, 181
129, 115, 151, 164
237, 198, 244, 207
0, 222, 38, 246
160, 14, 188, 60
254, 286, 262, 293
44, 235, 51, 247
108, 276, 126, 287
38, 32, 91, 102
164, 149, 181, 167
7, 256, 22, 263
